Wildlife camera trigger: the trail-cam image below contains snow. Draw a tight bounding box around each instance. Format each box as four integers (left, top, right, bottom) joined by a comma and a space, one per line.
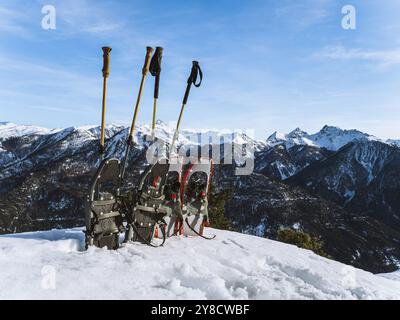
386, 139, 400, 147
379, 271, 400, 282
309, 125, 380, 151
0, 121, 60, 139
1, 227, 399, 300
266, 125, 381, 151
0, 121, 389, 156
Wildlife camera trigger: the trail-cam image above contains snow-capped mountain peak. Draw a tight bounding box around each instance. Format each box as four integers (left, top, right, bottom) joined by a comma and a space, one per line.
309, 125, 380, 151
0, 121, 60, 139
266, 131, 286, 146
266, 125, 382, 152
266, 128, 316, 150
288, 127, 308, 138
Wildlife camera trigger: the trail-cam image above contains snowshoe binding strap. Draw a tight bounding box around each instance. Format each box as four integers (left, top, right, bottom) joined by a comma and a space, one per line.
128, 217, 167, 247
184, 217, 215, 240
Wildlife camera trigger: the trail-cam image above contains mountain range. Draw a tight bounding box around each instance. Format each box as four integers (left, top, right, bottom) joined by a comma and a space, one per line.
1, 121, 400, 273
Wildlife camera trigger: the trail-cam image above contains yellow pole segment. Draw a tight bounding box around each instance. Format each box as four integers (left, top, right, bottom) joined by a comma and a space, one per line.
128, 46, 154, 138
100, 46, 112, 153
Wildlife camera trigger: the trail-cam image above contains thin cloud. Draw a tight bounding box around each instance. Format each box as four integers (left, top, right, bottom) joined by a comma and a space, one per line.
274, 0, 334, 29
0, 6, 32, 38
38, 0, 125, 36
316, 45, 400, 66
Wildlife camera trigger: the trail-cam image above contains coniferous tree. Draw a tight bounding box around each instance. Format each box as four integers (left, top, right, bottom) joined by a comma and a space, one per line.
208, 187, 233, 231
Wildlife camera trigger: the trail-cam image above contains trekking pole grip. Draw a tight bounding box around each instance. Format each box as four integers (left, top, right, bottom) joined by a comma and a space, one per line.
183, 61, 202, 105
102, 47, 112, 78
153, 47, 163, 99
142, 46, 154, 76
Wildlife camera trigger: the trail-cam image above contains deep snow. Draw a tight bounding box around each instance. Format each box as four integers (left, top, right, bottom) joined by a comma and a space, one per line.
0, 227, 399, 300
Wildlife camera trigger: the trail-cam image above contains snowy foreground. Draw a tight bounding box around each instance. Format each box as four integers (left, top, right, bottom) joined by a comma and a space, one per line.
0, 228, 399, 300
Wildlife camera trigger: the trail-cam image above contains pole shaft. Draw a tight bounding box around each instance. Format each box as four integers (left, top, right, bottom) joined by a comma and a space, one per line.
170, 103, 186, 155
129, 75, 146, 138
121, 47, 153, 182
120, 143, 131, 182
176, 103, 186, 133
99, 46, 111, 157
100, 77, 108, 150
151, 98, 157, 139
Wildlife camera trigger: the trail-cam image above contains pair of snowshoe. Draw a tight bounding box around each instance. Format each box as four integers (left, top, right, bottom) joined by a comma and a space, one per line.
152, 159, 215, 241
84, 157, 213, 250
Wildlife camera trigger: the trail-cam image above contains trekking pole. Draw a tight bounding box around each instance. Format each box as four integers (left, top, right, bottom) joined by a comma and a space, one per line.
149, 47, 164, 141
99, 46, 112, 161
170, 61, 203, 156
121, 46, 154, 181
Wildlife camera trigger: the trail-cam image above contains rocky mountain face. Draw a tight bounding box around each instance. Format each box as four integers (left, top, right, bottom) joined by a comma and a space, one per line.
1, 121, 400, 273
288, 140, 400, 226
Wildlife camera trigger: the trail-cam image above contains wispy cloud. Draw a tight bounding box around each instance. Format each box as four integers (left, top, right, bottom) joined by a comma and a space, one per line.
315, 45, 400, 66
274, 0, 334, 29
34, 0, 125, 36
0, 6, 32, 37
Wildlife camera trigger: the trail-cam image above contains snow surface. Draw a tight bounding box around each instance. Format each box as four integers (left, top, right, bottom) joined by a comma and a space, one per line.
1, 227, 399, 300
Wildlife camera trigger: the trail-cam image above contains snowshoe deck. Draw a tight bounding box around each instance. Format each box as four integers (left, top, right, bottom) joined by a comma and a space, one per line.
155, 161, 184, 238
85, 158, 123, 249
180, 159, 213, 237
125, 160, 171, 245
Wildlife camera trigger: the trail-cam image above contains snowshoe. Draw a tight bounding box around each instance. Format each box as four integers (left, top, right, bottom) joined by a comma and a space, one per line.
180, 159, 214, 239
85, 158, 124, 250
124, 160, 172, 246
154, 161, 184, 238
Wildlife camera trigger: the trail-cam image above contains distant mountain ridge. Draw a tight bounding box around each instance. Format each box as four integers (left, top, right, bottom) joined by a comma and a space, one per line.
266, 125, 382, 151
1, 121, 400, 273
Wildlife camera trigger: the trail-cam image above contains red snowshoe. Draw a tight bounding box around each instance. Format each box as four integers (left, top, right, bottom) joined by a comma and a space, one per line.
180, 158, 215, 239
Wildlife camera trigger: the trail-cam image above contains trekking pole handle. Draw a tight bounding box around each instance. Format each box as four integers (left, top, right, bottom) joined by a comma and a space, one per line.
102, 47, 112, 78
183, 61, 202, 105
142, 46, 154, 76
152, 47, 163, 99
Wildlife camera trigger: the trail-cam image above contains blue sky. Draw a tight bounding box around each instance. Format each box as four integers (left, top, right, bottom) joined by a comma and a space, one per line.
0, 0, 400, 139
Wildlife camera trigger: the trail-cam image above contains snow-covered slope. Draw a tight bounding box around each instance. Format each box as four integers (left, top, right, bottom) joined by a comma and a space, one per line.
0, 227, 399, 300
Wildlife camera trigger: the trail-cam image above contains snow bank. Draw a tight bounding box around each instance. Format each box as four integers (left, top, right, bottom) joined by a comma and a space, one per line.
0, 228, 399, 300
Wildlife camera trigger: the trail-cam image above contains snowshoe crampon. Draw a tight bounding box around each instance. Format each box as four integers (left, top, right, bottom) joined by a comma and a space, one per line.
125, 160, 172, 246
85, 158, 124, 250
181, 159, 215, 239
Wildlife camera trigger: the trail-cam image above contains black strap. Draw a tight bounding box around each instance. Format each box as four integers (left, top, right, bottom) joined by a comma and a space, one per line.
130, 219, 166, 247
188, 61, 202, 87
184, 217, 215, 240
